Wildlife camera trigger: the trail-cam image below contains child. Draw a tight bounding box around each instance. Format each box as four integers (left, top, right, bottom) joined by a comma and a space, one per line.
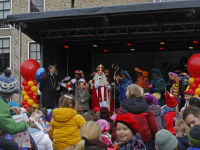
67, 121, 108, 150
96, 119, 113, 148
161, 92, 178, 135
75, 81, 90, 112
49, 94, 86, 150
114, 84, 158, 150
155, 129, 181, 150
113, 114, 146, 150
29, 114, 53, 150
188, 125, 200, 150
144, 93, 165, 130
184, 89, 195, 107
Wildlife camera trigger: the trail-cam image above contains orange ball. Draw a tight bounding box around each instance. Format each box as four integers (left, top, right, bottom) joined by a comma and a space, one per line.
31, 86, 37, 92
27, 99, 34, 106
22, 90, 27, 96
28, 81, 34, 87
23, 95, 30, 101
32, 103, 37, 109
33, 91, 38, 95
189, 77, 195, 84
195, 88, 200, 96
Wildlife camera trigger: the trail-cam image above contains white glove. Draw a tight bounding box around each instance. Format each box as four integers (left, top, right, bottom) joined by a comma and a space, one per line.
68, 87, 72, 91
111, 83, 115, 86
61, 83, 66, 87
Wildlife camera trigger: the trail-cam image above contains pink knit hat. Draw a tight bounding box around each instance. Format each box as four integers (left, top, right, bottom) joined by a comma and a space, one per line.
96, 119, 110, 133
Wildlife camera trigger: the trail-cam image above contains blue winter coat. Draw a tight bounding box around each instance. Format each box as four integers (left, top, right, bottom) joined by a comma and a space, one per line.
188, 147, 200, 150
177, 136, 190, 150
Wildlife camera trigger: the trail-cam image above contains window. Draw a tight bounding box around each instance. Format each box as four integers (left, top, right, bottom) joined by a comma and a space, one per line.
30, 0, 44, 12
0, 38, 10, 68
29, 42, 41, 62
0, 1, 10, 28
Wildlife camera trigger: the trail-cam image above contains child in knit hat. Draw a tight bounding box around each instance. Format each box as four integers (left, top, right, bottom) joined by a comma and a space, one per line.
184, 89, 195, 107
144, 93, 165, 130
155, 129, 181, 150
113, 114, 146, 150
96, 119, 113, 148
188, 125, 200, 149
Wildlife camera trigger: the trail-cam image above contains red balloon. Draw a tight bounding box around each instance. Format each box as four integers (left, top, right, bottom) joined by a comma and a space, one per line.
190, 83, 198, 91
21, 100, 27, 105
34, 80, 38, 86
24, 85, 30, 92
27, 90, 33, 97
20, 59, 40, 81
24, 104, 30, 109
22, 80, 28, 86
34, 100, 38, 104
31, 95, 37, 101
195, 77, 200, 85
187, 54, 200, 78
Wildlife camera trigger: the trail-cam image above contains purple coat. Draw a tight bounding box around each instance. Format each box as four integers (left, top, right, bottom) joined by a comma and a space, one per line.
149, 105, 165, 130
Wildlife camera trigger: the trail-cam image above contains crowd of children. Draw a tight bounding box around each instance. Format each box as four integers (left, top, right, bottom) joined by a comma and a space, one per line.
1, 69, 200, 150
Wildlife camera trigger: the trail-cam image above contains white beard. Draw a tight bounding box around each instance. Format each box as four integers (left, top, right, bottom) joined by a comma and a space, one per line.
93, 73, 108, 87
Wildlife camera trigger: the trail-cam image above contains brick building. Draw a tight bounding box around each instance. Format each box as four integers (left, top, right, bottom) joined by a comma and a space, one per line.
1, 0, 193, 103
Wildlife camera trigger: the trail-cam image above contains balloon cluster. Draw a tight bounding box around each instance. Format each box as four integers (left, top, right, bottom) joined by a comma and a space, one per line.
20, 59, 40, 109
187, 54, 200, 96
21, 80, 38, 109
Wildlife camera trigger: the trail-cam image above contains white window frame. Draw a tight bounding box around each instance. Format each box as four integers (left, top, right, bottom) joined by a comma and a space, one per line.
0, 36, 11, 69
0, 0, 12, 30
28, 0, 45, 13
28, 41, 41, 63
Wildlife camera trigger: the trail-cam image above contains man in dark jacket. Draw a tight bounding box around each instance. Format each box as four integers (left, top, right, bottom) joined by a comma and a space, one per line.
40, 65, 56, 109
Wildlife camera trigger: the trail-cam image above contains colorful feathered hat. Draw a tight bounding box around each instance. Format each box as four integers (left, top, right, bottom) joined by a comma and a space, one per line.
168, 72, 179, 84
73, 70, 85, 78
119, 70, 132, 79
165, 91, 178, 108
135, 68, 149, 77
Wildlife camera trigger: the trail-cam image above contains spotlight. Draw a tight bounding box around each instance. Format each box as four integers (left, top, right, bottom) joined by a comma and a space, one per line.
127, 43, 132, 46
104, 50, 108, 52
160, 47, 164, 50
64, 45, 69, 48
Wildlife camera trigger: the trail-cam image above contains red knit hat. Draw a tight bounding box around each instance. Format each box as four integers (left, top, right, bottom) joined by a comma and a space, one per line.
165, 91, 178, 108
115, 114, 139, 134
184, 89, 195, 96
94, 107, 100, 112
100, 106, 110, 119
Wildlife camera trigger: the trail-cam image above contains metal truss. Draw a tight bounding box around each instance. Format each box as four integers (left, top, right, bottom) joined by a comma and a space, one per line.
12, 23, 22, 104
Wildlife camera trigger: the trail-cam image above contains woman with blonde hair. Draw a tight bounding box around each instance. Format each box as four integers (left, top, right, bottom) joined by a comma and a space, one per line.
67, 121, 108, 150
112, 84, 158, 150
174, 116, 190, 150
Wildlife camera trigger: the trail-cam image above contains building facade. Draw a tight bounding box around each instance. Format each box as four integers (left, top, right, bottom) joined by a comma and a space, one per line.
0, 0, 175, 102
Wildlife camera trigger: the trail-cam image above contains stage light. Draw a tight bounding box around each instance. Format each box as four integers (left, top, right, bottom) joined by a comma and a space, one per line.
160, 41, 165, 45
160, 47, 164, 50
189, 46, 193, 50
193, 41, 198, 44
104, 50, 108, 52
93, 44, 98, 47
131, 48, 135, 51
127, 43, 132, 46
64, 45, 69, 48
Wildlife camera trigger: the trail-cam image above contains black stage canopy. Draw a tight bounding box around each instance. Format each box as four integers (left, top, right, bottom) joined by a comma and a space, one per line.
6, 0, 200, 52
